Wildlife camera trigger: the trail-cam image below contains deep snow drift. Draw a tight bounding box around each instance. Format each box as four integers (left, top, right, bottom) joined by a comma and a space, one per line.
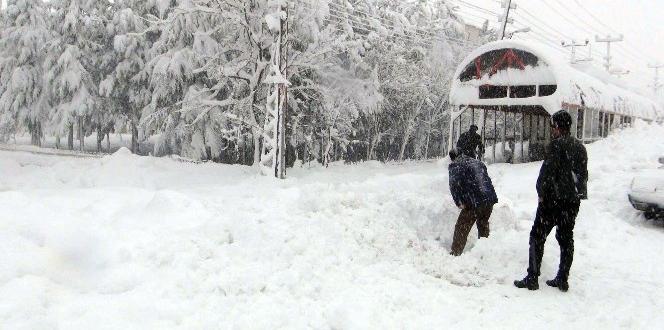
1, 123, 664, 329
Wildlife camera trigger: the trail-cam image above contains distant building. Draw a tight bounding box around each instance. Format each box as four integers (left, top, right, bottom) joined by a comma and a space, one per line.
464, 24, 483, 42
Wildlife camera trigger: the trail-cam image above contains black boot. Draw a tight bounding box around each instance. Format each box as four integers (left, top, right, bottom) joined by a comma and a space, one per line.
514, 276, 539, 290
546, 277, 569, 292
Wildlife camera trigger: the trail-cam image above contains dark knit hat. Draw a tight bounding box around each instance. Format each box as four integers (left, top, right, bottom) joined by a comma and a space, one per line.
551, 110, 572, 130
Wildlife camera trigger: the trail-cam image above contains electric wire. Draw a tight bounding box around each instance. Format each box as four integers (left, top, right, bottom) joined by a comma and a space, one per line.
324, 1, 472, 45
296, 0, 472, 48
452, 0, 501, 17
298, 1, 430, 46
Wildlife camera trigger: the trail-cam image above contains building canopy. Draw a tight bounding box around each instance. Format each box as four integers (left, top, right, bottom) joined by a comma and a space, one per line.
450, 40, 662, 121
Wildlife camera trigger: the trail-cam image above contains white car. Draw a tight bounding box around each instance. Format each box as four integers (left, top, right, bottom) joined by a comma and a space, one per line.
628, 157, 664, 220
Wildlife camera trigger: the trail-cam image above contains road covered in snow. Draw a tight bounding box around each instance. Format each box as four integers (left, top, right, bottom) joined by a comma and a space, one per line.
1, 123, 664, 329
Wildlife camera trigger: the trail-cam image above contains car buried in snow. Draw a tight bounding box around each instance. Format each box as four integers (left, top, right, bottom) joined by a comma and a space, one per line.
628, 157, 664, 220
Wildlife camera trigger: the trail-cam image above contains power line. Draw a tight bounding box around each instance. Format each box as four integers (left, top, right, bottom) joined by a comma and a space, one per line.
297, 0, 474, 48
457, 0, 655, 68
538, 0, 595, 36
510, 12, 598, 63
505, 8, 610, 65
454, 8, 493, 23
461, 0, 656, 79
512, 9, 571, 41
550, 0, 607, 36
327, 8, 425, 43
572, 0, 620, 34
521, 33, 568, 56
325, 1, 465, 44
326, 1, 466, 44
459, 16, 491, 29
452, 0, 500, 16
299, 1, 432, 46
517, 4, 655, 75
548, 0, 654, 64
514, 28, 565, 51
537, 0, 655, 64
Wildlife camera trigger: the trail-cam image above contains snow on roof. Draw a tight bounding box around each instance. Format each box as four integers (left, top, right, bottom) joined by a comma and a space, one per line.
450, 40, 662, 120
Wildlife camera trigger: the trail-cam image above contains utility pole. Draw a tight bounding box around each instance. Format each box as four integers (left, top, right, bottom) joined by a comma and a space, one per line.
261, 3, 289, 179
498, 0, 516, 40
647, 62, 663, 95
561, 39, 590, 64
276, 4, 289, 179
595, 34, 623, 72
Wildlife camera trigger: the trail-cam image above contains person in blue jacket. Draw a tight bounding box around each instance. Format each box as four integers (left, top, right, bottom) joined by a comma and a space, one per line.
448, 149, 499, 256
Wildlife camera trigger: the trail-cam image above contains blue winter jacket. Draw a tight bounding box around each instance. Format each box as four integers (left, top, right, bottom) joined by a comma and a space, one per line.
448, 156, 498, 208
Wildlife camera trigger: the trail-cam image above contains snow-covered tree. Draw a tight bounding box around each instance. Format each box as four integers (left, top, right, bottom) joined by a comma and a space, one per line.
84, 0, 116, 152
101, 0, 155, 154
0, 7, 11, 141
44, 0, 98, 150
0, 0, 50, 145
140, 0, 227, 160
0, 0, 472, 165
284, 0, 464, 163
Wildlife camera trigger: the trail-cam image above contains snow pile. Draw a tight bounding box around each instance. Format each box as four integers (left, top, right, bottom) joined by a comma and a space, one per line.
1, 124, 664, 328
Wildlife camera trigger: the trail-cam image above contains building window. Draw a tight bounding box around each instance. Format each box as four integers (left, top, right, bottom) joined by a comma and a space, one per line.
479, 85, 508, 99
510, 85, 536, 98
539, 85, 557, 96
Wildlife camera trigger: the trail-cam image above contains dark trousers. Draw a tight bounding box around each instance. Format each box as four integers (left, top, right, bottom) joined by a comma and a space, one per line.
527, 201, 580, 281
450, 205, 493, 256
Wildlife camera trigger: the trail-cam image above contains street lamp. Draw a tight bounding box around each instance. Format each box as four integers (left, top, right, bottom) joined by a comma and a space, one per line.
507, 27, 531, 39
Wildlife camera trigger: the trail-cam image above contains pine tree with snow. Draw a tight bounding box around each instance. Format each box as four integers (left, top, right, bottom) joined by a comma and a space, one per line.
140, 0, 228, 160
0, 0, 50, 146
44, 0, 100, 150
84, 0, 117, 153
101, 0, 155, 154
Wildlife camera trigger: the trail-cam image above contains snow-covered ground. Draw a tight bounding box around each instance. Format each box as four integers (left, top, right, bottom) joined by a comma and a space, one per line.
1, 123, 663, 329
7, 133, 155, 155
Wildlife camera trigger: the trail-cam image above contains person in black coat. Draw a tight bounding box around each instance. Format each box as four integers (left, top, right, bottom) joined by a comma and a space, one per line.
448, 149, 499, 256
456, 125, 485, 159
515, 110, 588, 292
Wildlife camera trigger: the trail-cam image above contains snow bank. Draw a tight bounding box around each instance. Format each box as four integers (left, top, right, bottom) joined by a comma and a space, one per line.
1, 124, 664, 328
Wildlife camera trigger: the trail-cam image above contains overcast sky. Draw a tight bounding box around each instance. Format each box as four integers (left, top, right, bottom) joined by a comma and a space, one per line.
454, 0, 663, 97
